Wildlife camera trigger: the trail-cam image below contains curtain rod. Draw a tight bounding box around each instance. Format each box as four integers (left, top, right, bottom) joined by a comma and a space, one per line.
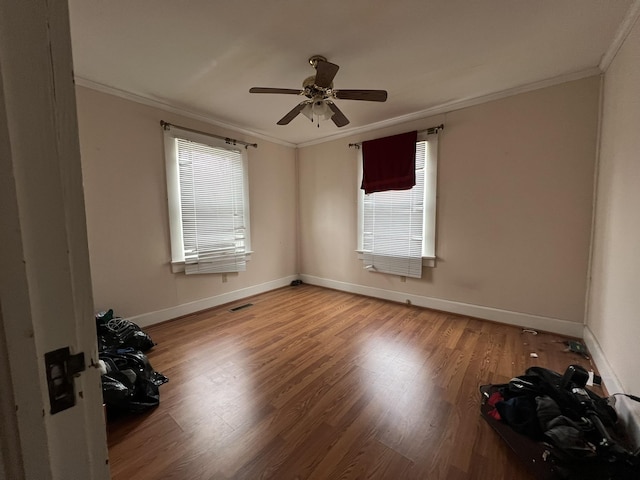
160, 120, 258, 149
348, 124, 444, 149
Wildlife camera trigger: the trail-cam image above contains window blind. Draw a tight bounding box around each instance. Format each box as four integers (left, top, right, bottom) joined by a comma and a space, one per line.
362, 141, 426, 278
176, 138, 247, 274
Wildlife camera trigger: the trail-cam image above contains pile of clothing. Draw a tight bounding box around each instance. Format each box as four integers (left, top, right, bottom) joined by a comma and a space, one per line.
482, 365, 640, 480
96, 309, 168, 414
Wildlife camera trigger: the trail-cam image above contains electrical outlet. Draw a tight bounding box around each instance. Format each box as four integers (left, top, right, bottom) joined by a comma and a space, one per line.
222, 273, 228, 283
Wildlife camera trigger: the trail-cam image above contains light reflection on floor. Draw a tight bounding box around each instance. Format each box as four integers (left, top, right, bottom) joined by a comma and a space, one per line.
359, 336, 436, 437
172, 344, 256, 448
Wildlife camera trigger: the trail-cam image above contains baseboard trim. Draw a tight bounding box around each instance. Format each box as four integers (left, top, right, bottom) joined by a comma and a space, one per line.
582, 326, 624, 393
299, 275, 585, 338
127, 275, 299, 328
583, 326, 640, 448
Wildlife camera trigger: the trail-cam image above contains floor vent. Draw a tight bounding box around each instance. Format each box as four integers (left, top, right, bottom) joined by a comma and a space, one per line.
229, 303, 253, 312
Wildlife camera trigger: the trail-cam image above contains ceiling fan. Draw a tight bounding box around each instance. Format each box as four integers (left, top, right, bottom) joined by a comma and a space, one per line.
249, 55, 388, 128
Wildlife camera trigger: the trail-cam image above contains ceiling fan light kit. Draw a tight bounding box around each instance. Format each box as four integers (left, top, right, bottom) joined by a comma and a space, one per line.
249, 55, 388, 128
302, 99, 335, 122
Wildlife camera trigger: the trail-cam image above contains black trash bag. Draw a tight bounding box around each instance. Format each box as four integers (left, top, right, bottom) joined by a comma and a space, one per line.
114, 348, 169, 387
100, 349, 168, 414
120, 327, 155, 352
96, 310, 155, 352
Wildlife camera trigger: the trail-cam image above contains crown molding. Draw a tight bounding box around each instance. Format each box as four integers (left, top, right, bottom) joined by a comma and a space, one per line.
296, 67, 601, 148
599, 0, 640, 71
73, 76, 296, 148
76, 67, 600, 150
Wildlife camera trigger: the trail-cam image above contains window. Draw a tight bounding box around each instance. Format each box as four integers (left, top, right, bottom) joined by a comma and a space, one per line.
164, 127, 251, 274
357, 132, 438, 278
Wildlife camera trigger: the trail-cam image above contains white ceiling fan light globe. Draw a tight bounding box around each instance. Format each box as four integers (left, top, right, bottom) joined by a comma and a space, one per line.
301, 103, 313, 121
320, 109, 335, 121
312, 99, 327, 116
300, 98, 335, 122
312, 99, 335, 120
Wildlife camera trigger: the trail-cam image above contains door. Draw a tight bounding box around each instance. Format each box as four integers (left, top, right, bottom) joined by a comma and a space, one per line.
0, 0, 109, 478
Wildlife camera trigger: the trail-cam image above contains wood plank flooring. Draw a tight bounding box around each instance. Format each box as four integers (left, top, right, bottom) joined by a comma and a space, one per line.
106, 284, 602, 479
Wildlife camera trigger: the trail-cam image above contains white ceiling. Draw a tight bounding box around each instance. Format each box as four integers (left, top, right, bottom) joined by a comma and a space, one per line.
68, 0, 634, 146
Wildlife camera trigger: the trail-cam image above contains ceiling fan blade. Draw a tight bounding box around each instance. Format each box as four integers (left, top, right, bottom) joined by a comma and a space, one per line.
327, 102, 350, 127
250, 87, 303, 95
334, 89, 388, 102
277, 101, 309, 125
314, 60, 340, 88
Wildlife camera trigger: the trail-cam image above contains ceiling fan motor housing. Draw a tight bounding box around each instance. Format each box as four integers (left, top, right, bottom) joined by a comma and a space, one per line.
303, 76, 332, 99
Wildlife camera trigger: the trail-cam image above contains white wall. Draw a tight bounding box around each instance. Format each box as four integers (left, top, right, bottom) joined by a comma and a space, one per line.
75, 87, 298, 324
298, 77, 600, 335
587, 16, 640, 398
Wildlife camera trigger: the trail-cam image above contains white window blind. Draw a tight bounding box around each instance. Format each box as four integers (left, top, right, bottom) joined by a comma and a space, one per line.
361, 139, 434, 278
165, 127, 250, 275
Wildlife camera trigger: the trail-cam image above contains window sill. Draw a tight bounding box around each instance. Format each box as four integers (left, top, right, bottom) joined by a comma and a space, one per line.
355, 251, 436, 268
171, 251, 253, 273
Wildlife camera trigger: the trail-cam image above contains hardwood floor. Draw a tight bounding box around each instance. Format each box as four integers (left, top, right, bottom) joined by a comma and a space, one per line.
106, 285, 602, 479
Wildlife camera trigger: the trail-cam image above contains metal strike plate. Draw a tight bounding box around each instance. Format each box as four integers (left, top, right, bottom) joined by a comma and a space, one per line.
44, 347, 85, 414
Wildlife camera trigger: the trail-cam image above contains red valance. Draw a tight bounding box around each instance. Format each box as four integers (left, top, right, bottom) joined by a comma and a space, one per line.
361, 130, 417, 194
